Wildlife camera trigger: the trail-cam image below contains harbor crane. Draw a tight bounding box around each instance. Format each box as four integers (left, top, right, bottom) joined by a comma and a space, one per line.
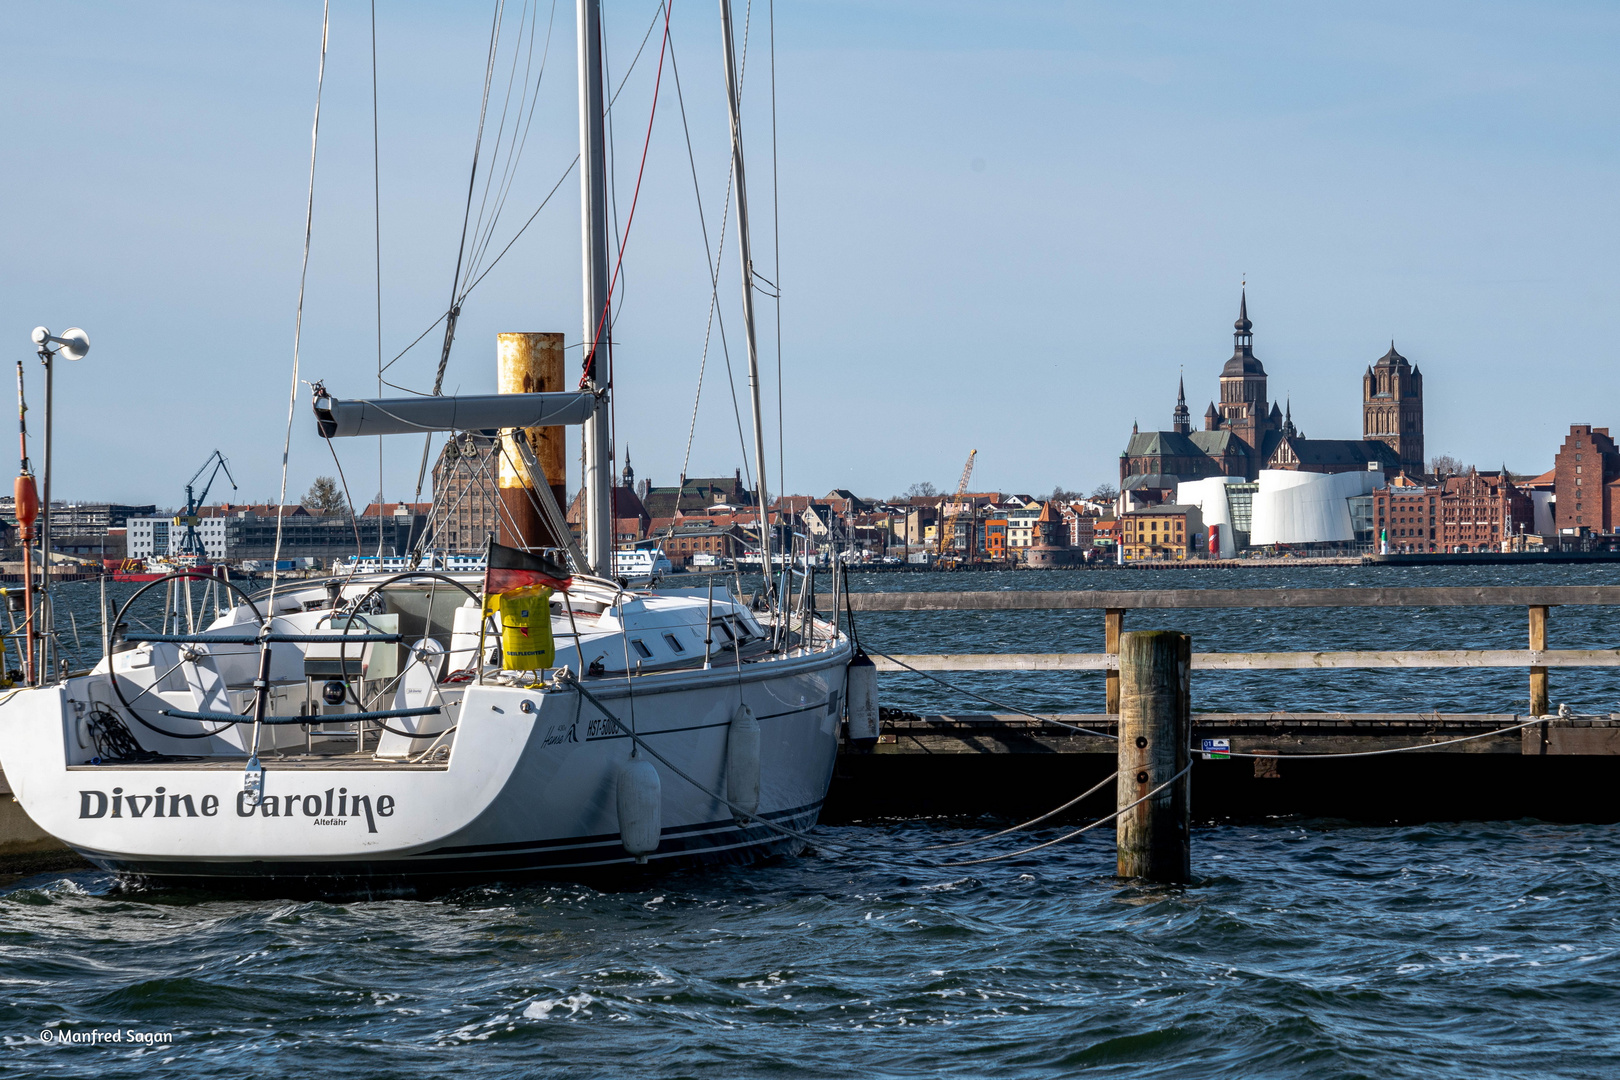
936, 449, 978, 569
175, 450, 237, 558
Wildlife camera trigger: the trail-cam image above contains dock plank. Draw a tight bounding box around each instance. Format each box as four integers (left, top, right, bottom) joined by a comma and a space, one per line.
837, 586, 1620, 612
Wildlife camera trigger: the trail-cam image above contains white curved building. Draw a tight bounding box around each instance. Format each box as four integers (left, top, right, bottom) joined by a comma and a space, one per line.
1249, 469, 1382, 547
1176, 476, 1249, 557
1178, 469, 1384, 550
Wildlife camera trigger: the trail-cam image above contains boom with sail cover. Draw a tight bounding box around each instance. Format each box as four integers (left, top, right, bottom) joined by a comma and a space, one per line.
313, 390, 597, 438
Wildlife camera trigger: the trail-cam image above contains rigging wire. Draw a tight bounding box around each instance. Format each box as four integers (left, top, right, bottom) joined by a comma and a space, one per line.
463, 0, 536, 284
269, 1, 331, 610
324, 437, 366, 556
371, 0, 385, 557
466, 0, 561, 286
768, 0, 784, 502
377, 2, 667, 383
670, 29, 750, 488
578, 1, 674, 391
410, 0, 509, 505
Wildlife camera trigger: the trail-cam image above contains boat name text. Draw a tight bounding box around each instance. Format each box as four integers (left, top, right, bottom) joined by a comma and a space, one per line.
78, 787, 396, 833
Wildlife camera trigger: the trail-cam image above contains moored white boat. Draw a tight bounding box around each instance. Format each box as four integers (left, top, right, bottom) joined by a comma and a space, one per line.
0, 0, 857, 891
0, 569, 850, 887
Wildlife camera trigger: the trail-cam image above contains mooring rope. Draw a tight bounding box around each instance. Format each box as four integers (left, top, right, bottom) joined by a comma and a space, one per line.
1199, 715, 1545, 760
560, 673, 854, 854
941, 763, 1193, 868
868, 648, 1118, 740
925, 770, 1118, 850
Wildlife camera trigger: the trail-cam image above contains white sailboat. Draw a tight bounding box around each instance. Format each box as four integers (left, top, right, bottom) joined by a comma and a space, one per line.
0, 0, 858, 889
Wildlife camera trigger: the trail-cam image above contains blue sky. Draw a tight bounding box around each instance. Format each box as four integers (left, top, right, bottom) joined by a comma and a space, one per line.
3, 1, 1617, 506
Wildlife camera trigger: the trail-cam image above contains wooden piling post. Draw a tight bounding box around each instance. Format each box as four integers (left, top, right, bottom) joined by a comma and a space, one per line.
1528, 605, 1549, 717
1104, 608, 1124, 714
1116, 629, 1191, 883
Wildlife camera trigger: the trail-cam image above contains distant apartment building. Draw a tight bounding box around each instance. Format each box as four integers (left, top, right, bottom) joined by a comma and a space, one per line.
983, 516, 1008, 560
430, 433, 503, 553
128, 504, 428, 562
1004, 504, 1043, 552
0, 499, 155, 537
1372, 481, 1440, 552
1121, 505, 1204, 561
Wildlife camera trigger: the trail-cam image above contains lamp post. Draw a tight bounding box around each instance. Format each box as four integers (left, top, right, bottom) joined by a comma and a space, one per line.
29, 327, 89, 683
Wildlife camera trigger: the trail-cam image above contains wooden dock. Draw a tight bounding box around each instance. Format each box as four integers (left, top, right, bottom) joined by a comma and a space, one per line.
821, 585, 1620, 825
825, 711, 1620, 824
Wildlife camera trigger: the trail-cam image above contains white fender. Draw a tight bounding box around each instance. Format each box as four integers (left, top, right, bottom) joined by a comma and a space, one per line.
846, 650, 880, 744
616, 757, 662, 860
726, 703, 761, 819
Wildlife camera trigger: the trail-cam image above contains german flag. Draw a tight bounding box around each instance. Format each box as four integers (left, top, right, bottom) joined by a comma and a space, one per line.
483, 539, 573, 596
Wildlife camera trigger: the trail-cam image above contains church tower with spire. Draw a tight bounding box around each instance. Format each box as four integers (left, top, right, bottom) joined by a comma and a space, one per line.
1171, 375, 1191, 434
1362, 343, 1424, 475
1215, 289, 1277, 473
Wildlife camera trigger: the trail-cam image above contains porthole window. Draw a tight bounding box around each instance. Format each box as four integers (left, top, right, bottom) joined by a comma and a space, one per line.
630, 639, 653, 659
663, 633, 686, 653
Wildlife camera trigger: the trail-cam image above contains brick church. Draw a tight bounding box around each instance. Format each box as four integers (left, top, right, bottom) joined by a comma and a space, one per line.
1121, 292, 1421, 501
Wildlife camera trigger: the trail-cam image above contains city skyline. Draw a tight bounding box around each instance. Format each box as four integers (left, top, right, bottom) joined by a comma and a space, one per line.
4, 2, 1617, 504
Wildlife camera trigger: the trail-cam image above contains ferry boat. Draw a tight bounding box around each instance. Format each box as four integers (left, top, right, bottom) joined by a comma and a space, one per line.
613, 547, 673, 581
0, 0, 861, 890
112, 557, 218, 583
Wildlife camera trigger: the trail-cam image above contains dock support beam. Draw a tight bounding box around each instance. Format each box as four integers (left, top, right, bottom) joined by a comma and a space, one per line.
1529, 605, 1549, 717
1104, 608, 1124, 714
1116, 630, 1191, 883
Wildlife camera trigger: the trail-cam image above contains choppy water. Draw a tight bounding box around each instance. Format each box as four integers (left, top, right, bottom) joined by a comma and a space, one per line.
6, 566, 1620, 1077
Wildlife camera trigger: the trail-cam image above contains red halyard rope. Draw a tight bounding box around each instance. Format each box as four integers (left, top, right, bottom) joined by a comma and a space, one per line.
580, 0, 674, 390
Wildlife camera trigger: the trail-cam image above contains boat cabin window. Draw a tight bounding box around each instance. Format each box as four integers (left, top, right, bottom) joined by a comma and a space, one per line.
630, 639, 653, 659
710, 619, 734, 641
663, 633, 685, 653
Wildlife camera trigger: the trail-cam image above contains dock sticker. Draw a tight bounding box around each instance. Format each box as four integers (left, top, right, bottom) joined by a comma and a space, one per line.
1201, 738, 1230, 760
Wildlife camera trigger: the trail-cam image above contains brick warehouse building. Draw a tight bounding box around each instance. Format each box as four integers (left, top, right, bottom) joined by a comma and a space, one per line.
1438, 471, 1533, 552
1553, 424, 1620, 534
1373, 471, 1534, 553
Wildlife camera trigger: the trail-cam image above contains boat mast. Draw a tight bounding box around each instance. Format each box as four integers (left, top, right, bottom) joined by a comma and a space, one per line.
718, 0, 773, 584
578, 0, 613, 576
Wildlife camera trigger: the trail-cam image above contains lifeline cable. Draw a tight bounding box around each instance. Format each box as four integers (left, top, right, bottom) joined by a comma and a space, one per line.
942, 763, 1193, 868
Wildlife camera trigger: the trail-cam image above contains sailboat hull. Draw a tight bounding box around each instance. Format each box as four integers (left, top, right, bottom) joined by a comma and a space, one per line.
0, 643, 851, 892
